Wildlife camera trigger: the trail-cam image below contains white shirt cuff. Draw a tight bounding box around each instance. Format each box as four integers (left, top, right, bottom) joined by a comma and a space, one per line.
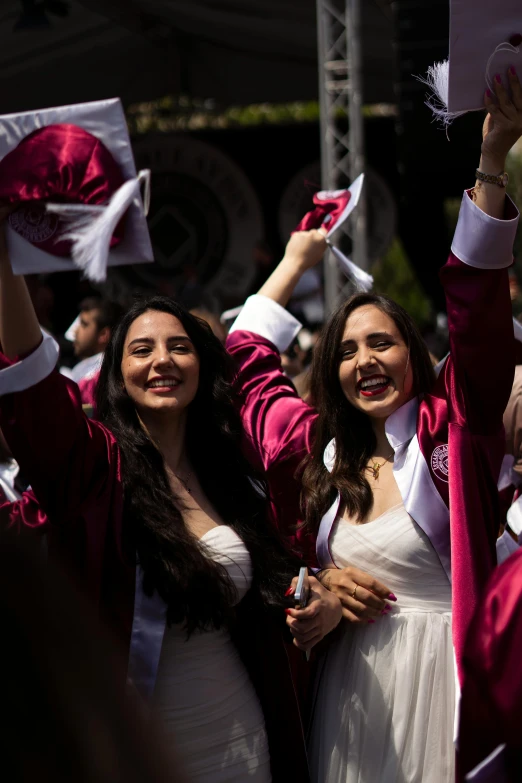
451, 190, 519, 269
229, 295, 302, 353
0, 331, 59, 396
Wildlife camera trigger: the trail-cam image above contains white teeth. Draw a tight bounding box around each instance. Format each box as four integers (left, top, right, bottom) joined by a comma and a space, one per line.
360, 376, 389, 389
148, 379, 178, 388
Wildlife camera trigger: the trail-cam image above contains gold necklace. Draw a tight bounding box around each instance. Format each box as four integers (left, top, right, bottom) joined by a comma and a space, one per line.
367, 452, 394, 480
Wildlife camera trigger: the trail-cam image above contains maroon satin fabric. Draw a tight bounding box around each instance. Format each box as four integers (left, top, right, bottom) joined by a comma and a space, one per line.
0, 124, 125, 256
78, 370, 99, 412
0, 486, 48, 532
293, 190, 351, 233
458, 547, 522, 781
0, 356, 312, 782
439, 251, 515, 679
226, 330, 319, 566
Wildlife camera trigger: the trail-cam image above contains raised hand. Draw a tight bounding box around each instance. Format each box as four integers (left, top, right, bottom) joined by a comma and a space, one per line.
257, 227, 328, 307
282, 228, 328, 272
482, 68, 522, 169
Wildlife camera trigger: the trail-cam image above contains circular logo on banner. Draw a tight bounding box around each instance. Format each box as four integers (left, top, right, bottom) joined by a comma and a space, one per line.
124, 136, 263, 301
9, 204, 59, 244
278, 162, 397, 262
431, 444, 449, 483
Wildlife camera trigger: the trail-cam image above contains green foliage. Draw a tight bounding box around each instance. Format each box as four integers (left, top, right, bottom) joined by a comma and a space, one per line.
126, 97, 320, 133
371, 238, 433, 328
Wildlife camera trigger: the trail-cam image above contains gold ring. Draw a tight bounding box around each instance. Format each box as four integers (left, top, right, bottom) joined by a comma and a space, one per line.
352, 584, 358, 600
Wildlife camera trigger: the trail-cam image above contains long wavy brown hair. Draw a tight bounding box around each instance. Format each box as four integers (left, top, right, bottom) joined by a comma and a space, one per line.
97, 296, 300, 636
301, 293, 436, 530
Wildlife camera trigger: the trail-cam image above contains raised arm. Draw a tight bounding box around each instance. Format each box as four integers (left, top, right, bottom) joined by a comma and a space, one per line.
439, 70, 522, 432
257, 228, 327, 307
226, 230, 327, 474
0, 212, 41, 359
0, 219, 117, 522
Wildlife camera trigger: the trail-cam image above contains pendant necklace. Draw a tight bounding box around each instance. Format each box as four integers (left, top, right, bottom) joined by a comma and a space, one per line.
367, 452, 394, 480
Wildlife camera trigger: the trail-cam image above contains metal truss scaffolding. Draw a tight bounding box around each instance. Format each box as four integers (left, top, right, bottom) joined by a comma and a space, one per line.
316, 0, 368, 314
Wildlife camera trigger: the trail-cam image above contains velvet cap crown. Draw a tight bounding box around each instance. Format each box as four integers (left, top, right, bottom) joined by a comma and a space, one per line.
0, 124, 125, 257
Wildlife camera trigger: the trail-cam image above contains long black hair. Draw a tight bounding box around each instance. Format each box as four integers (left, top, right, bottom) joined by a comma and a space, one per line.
301, 292, 436, 531
96, 296, 298, 634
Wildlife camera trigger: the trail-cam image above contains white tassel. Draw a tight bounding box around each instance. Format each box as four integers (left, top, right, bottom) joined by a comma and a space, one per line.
46, 169, 151, 282
328, 244, 374, 292
417, 60, 466, 128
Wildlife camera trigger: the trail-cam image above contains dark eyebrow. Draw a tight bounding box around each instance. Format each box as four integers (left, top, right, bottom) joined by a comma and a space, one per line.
340, 331, 394, 347
367, 331, 394, 341
127, 335, 192, 349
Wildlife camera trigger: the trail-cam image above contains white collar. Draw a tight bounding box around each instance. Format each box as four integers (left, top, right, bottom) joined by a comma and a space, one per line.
71, 352, 103, 383
385, 397, 419, 450
322, 396, 419, 470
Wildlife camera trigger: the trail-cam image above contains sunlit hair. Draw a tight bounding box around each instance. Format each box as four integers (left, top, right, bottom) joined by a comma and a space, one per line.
301, 292, 435, 530
96, 296, 298, 634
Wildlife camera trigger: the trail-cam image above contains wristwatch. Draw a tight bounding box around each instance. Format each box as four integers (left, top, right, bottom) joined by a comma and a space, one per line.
475, 169, 509, 187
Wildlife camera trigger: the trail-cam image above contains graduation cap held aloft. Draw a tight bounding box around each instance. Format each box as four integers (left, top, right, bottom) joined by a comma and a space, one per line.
0, 98, 153, 281
293, 174, 373, 292
421, 0, 522, 126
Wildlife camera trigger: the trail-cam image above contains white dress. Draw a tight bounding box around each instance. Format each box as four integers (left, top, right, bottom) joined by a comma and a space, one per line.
309, 504, 454, 783
153, 525, 272, 782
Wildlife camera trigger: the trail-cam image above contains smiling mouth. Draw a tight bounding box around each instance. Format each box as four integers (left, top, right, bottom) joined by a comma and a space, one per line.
357, 375, 391, 397
146, 377, 181, 391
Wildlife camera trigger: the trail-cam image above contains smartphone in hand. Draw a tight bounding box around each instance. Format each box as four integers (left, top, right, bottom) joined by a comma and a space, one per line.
293, 567, 311, 660
293, 567, 310, 609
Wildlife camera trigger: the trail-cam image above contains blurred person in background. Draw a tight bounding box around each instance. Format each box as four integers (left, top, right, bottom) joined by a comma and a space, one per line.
496, 318, 522, 563
64, 296, 124, 383
189, 307, 227, 343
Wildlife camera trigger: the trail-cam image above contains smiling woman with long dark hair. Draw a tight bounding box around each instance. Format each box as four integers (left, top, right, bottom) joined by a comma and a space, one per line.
301, 292, 436, 531
226, 73, 522, 782
0, 269, 342, 780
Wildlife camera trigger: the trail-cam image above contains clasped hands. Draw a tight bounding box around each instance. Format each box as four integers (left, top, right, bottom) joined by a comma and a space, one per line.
284, 564, 396, 652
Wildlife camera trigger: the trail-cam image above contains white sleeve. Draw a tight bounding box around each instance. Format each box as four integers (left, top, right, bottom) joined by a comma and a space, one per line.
0, 331, 59, 396
451, 190, 519, 270
228, 294, 302, 353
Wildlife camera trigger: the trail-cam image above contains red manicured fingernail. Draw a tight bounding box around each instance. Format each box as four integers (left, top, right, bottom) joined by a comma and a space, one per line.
486, 88, 492, 98
388, 593, 397, 602
285, 608, 292, 615
284, 587, 294, 596
381, 606, 391, 615
495, 73, 502, 84
368, 619, 376, 624
510, 66, 517, 76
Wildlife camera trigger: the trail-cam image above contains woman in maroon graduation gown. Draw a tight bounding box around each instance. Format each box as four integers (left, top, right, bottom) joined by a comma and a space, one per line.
0, 230, 341, 781
226, 73, 522, 782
